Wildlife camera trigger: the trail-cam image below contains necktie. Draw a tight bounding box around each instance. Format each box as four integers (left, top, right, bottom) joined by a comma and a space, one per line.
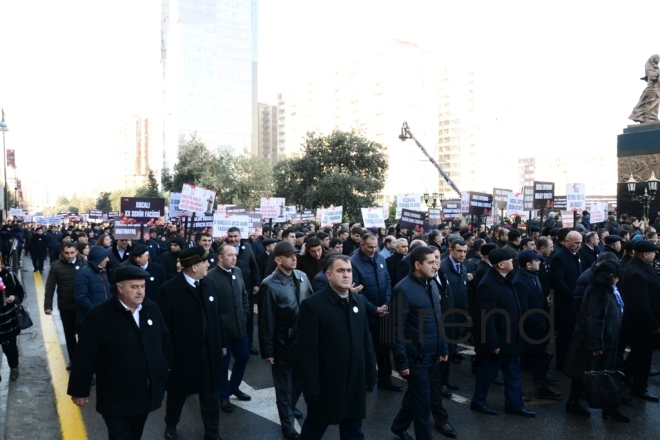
194, 280, 200, 290
455, 263, 461, 275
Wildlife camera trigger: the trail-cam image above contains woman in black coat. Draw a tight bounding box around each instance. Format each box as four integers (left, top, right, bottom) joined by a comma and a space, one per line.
0, 265, 22, 382
564, 261, 628, 422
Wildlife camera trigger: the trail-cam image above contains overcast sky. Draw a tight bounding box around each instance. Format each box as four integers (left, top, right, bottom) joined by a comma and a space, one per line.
0, 0, 657, 201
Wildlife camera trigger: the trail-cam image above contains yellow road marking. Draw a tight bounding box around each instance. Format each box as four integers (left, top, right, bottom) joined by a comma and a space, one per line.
34, 271, 88, 439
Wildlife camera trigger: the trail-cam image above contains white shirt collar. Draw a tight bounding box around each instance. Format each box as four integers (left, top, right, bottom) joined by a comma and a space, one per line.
183, 272, 198, 288
118, 299, 142, 327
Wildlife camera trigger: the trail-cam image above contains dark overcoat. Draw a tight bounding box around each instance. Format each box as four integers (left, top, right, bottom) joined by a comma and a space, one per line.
512, 268, 549, 348
620, 256, 660, 345
207, 266, 249, 341
67, 296, 172, 416
564, 283, 622, 380
475, 267, 523, 356
298, 287, 375, 424
29, 233, 48, 260
550, 246, 582, 326
158, 272, 227, 395
121, 259, 168, 302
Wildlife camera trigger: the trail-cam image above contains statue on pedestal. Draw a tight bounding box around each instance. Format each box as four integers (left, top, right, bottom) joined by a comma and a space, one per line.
629, 54, 660, 124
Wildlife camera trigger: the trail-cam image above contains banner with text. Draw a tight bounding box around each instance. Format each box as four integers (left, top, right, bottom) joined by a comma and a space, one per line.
589, 202, 608, 223
461, 192, 470, 214
260, 197, 286, 219
180, 184, 216, 214
169, 193, 185, 219
493, 188, 511, 210
361, 207, 386, 228
442, 201, 462, 219
396, 193, 422, 219
566, 183, 586, 212
321, 206, 343, 227
429, 208, 442, 225
506, 192, 526, 217
112, 225, 141, 240
119, 197, 165, 225
523, 186, 535, 211
533, 181, 555, 209
213, 214, 253, 237
468, 192, 493, 216
399, 209, 426, 234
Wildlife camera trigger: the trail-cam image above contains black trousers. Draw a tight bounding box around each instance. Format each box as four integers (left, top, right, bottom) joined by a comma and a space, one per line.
164, 356, 219, 439
430, 360, 449, 425
391, 364, 436, 440
102, 413, 149, 440
32, 257, 44, 271
438, 342, 456, 386
629, 343, 654, 394
272, 361, 302, 436
523, 344, 550, 391
300, 417, 364, 440
370, 323, 393, 384
554, 317, 575, 371
60, 308, 78, 363
1, 337, 18, 368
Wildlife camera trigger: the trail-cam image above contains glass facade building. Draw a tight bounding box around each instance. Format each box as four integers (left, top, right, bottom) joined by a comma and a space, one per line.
161, 0, 258, 168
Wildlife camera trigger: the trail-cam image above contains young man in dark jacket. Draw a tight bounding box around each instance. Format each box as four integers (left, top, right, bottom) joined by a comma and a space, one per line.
74, 247, 111, 330
45, 242, 87, 368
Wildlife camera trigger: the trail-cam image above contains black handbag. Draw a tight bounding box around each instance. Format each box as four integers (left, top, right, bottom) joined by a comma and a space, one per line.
14, 303, 33, 330
583, 368, 624, 409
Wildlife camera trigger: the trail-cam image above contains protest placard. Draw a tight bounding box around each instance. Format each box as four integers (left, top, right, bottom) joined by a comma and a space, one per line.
322, 206, 343, 227
179, 184, 216, 214
506, 192, 525, 217
396, 194, 422, 219
213, 214, 252, 237
112, 225, 141, 240
9, 208, 24, 217
119, 197, 165, 225
533, 181, 555, 209
399, 209, 426, 234
566, 183, 586, 211
468, 192, 493, 216
461, 192, 470, 214
523, 185, 535, 211
260, 197, 286, 219
429, 208, 442, 225
493, 188, 511, 210
442, 201, 461, 219
169, 192, 185, 219
361, 207, 385, 228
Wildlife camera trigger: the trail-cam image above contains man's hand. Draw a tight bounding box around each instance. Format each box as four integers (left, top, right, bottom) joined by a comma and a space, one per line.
466, 273, 474, 281
71, 397, 89, 407
376, 305, 389, 316
45, 309, 53, 315
252, 286, 260, 295
492, 348, 500, 355
399, 369, 410, 377
222, 348, 227, 356
265, 357, 275, 365
350, 283, 364, 293
439, 355, 449, 362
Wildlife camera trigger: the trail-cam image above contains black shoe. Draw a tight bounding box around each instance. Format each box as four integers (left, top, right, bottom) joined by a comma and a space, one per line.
378, 381, 403, 391
164, 426, 177, 440
249, 344, 259, 355
446, 382, 459, 391
649, 368, 660, 377
469, 403, 498, 415
232, 389, 251, 401
505, 408, 536, 417
293, 407, 303, 418
366, 383, 374, 392
492, 375, 505, 385
391, 429, 414, 440
631, 390, 660, 402
441, 385, 452, 398
220, 400, 234, 413
565, 400, 591, 417
436, 422, 457, 438
602, 409, 630, 423
282, 433, 299, 440
66, 362, 72, 371
622, 394, 634, 404
535, 388, 562, 400
546, 373, 558, 382
9, 368, 18, 381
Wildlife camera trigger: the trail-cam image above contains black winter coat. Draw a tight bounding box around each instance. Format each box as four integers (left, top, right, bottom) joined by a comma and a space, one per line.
298, 287, 375, 424
45, 256, 87, 312
385, 252, 404, 289
579, 245, 598, 271
0, 269, 21, 344
121, 259, 168, 302
351, 250, 391, 324
29, 233, 48, 260
158, 273, 227, 395
160, 250, 180, 279
207, 266, 249, 341
235, 241, 261, 290
67, 296, 171, 416
550, 246, 582, 324
621, 256, 660, 345
476, 267, 523, 355
564, 283, 622, 380
512, 268, 549, 347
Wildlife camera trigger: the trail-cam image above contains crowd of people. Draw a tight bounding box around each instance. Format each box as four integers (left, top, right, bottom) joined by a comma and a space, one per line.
0, 209, 659, 439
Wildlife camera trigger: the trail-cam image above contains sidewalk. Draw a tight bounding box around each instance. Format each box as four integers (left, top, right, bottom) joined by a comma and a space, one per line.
0, 258, 61, 440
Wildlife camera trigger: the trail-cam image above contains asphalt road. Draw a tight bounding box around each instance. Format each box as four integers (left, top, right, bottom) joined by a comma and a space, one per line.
2, 258, 660, 439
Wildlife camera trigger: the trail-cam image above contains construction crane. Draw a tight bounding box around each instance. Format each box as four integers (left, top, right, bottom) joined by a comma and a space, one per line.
398, 122, 461, 198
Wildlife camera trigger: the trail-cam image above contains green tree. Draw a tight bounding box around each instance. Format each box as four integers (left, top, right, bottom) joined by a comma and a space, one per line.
95, 192, 113, 212
273, 130, 388, 219
161, 168, 174, 192
227, 151, 273, 209
144, 168, 160, 197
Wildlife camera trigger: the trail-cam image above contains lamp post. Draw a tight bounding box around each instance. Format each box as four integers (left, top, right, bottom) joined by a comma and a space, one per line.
626, 171, 659, 223
423, 192, 440, 209
0, 109, 8, 217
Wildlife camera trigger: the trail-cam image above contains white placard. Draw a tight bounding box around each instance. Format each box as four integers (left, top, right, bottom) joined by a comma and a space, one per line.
361, 207, 386, 228
561, 211, 575, 228
169, 192, 185, 219
212, 214, 251, 238
566, 183, 586, 212
9, 208, 25, 217
260, 197, 286, 220
215, 204, 236, 216
322, 206, 343, 227
179, 184, 216, 214
589, 202, 608, 223
506, 192, 525, 217
461, 192, 470, 214
396, 194, 422, 219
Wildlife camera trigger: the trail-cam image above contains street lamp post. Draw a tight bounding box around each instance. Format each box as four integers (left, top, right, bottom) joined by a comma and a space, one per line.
0, 109, 8, 217
626, 171, 659, 223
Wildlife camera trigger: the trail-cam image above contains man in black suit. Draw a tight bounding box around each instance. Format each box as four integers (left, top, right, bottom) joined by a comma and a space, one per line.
386, 238, 408, 289
257, 238, 278, 280
68, 266, 171, 439
121, 244, 167, 302
158, 246, 227, 440
470, 249, 535, 417
579, 231, 599, 269
226, 227, 262, 355
298, 255, 375, 439
549, 230, 583, 371
621, 240, 660, 401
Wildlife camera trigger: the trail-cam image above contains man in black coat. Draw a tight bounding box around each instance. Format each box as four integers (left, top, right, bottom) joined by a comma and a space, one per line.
390, 246, 453, 440
512, 251, 561, 400
256, 238, 277, 280
207, 243, 251, 413
29, 227, 48, 273
621, 240, 660, 401
160, 237, 184, 279
298, 255, 375, 439
158, 246, 228, 440
342, 226, 362, 256
122, 244, 167, 302
470, 249, 535, 417
579, 231, 599, 269
226, 227, 262, 355
386, 238, 408, 289
68, 266, 172, 440
44, 243, 87, 368
549, 230, 583, 371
